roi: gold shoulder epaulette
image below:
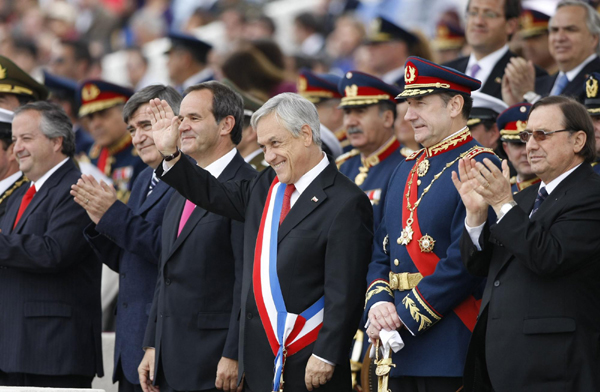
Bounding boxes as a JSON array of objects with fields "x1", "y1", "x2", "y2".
[
  {"x1": 463, "y1": 146, "x2": 497, "y2": 160},
  {"x1": 335, "y1": 148, "x2": 360, "y2": 168},
  {"x1": 510, "y1": 176, "x2": 517, "y2": 185},
  {"x1": 405, "y1": 148, "x2": 424, "y2": 161},
  {"x1": 88, "y1": 143, "x2": 101, "y2": 159}
]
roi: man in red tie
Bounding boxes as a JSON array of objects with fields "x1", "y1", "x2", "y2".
[
  {"x1": 138, "y1": 81, "x2": 256, "y2": 392},
  {"x1": 0, "y1": 101, "x2": 103, "y2": 387}
]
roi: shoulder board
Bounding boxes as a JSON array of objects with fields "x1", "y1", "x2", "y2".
[
  {"x1": 335, "y1": 149, "x2": 360, "y2": 168},
  {"x1": 405, "y1": 148, "x2": 424, "y2": 161},
  {"x1": 510, "y1": 176, "x2": 517, "y2": 185},
  {"x1": 88, "y1": 143, "x2": 101, "y2": 159},
  {"x1": 463, "y1": 146, "x2": 497, "y2": 160}
]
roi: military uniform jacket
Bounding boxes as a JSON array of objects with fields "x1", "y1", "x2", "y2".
[
  {"x1": 156, "y1": 156, "x2": 373, "y2": 392},
  {"x1": 0, "y1": 173, "x2": 27, "y2": 220},
  {"x1": 84, "y1": 166, "x2": 175, "y2": 384},
  {"x1": 338, "y1": 137, "x2": 404, "y2": 230},
  {"x1": 461, "y1": 163, "x2": 600, "y2": 391},
  {"x1": 365, "y1": 129, "x2": 498, "y2": 377}
]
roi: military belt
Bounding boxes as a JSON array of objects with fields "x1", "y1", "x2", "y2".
[{"x1": 389, "y1": 272, "x2": 423, "y2": 291}]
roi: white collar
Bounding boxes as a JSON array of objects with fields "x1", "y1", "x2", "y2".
[
  {"x1": 204, "y1": 148, "x2": 237, "y2": 179},
  {"x1": 290, "y1": 152, "x2": 329, "y2": 207},
  {"x1": 467, "y1": 44, "x2": 509, "y2": 87},
  {"x1": 244, "y1": 148, "x2": 262, "y2": 163},
  {"x1": 0, "y1": 171, "x2": 22, "y2": 196},
  {"x1": 539, "y1": 163, "x2": 581, "y2": 195},
  {"x1": 182, "y1": 67, "x2": 213, "y2": 90},
  {"x1": 563, "y1": 54, "x2": 597, "y2": 81},
  {"x1": 382, "y1": 66, "x2": 405, "y2": 85},
  {"x1": 32, "y1": 157, "x2": 69, "y2": 192}
]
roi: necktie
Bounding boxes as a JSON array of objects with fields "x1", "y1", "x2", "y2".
[
  {"x1": 551, "y1": 73, "x2": 569, "y2": 96},
  {"x1": 470, "y1": 63, "x2": 481, "y2": 79},
  {"x1": 279, "y1": 184, "x2": 296, "y2": 225},
  {"x1": 530, "y1": 186, "x2": 548, "y2": 217},
  {"x1": 147, "y1": 172, "x2": 159, "y2": 197},
  {"x1": 177, "y1": 200, "x2": 196, "y2": 237},
  {"x1": 13, "y1": 185, "x2": 37, "y2": 229}
]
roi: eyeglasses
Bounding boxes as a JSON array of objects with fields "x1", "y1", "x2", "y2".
[
  {"x1": 518, "y1": 129, "x2": 571, "y2": 142},
  {"x1": 465, "y1": 9, "x2": 504, "y2": 20}
]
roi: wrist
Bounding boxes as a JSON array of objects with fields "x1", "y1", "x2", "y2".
[
  {"x1": 160, "y1": 147, "x2": 181, "y2": 161},
  {"x1": 466, "y1": 210, "x2": 487, "y2": 227},
  {"x1": 495, "y1": 200, "x2": 517, "y2": 220}
]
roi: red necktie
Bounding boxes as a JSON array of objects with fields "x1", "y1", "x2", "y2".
[
  {"x1": 13, "y1": 185, "x2": 37, "y2": 229},
  {"x1": 177, "y1": 199, "x2": 196, "y2": 237},
  {"x1": 279, "y1": 184, "x2": 296, "y2": 225}
]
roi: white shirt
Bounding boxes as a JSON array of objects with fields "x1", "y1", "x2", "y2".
[
  {"x1": 32, "y1": 158, "x2": 69, "y2": 192},
  {"x1": 465, "y1": 163, "x2": 582, "y2": 249},
  {"x1": 552, "y1": 54, "x2": 598, "y2": 92},
  {"x1": 0, "y1": 171, "x2": 22, "y2": 196},
  {"x1": 290, "y1": 152, "x2": 329, "y2": 207},
  {"x1": 162, "y1": 148, "x2": 237, "y2": 178},
  {"x1": 466, "y1": 45, "x2": 510, "y2": 90},
  {"x1": 243, "y1": 148, "x2": 262, "y2": 164},
  {"x1": 382, "y1": 66, "x2": 405, "y2": 86}
]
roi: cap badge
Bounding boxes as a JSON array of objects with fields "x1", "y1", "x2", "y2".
[
  {"x1": 297, "y1": 76, "x2": 307, "y2": 93},
  {"x1": 0, "y1": 66, "x2": 6, "y2": 80},
  {"x1": 586, "y1": 77, "x2": 598, "y2": 98},
  {"x1": 519, "y1": 106, "x2": 527, "y2": 113},
  {"x1": 82, "y1": 84, "x2": 101, "y2": 101},
  {"x1": 405, "y1": 65, "x2": 416, "y2": 84},
  {"x1": 370, "y1": 18, "x2": 382, "y2": 36},
  {"x1": 516, "y1": 120, "x2": 527, "y2": 133},
  {"x1": 345, "y1": 84, "x2": 358, "y2": 98}
]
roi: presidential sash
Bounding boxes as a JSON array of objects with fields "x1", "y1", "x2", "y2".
[{"x1": 253, "y1": 178, "x2": 325, "y2": 392}]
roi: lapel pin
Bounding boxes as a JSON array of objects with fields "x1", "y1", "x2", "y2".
[{"x1": 311, "y1": 196, "x2": 318, "y2": 202}]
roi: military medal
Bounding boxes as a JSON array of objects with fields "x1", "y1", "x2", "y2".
[
  {"x1": 418, "y1": 234, "x2": 435, "y2": 253},
  {"x1": 397, "y1": 217, "x2": 414, "y2": 245},
  {"x1": 417, "y1": 159, "x2": 430, "y2": 177},
  {"x1": 355, "y1": 166, "x2": 368, "y2": 186}
]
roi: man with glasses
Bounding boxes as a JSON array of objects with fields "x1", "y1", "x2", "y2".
[
  {"x1": 444, "y1": 0, "x2": 546, "y2": 100},
  {"x1": 454, "y1": 95, "x2": 600, "y2": 391}
]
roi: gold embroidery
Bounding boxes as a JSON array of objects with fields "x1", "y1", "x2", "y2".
[
  {"x1": 345, "y1": 84, "x2": 358, "y2": 98},
  {"x1": 516, "y1": 120, "x2": 527, "y2": 134},
  {"x1": 402, "y1": 296, "x2": 432, "y2": 331},
  {"x1": 587, "y1": 77, "x2": 598, "y2": 98},
  {"x1": 405, "y1": 66, "x2": 416, "y2": 83},
  {"x1": 365, "y1": 285, "x2": 393, "y2": 308},
  {"x1": 426, "y1": 128, "x2": 471, "y2": 156},
  {"x1": 412, "y1": 288, "x2": 442, "y2": 321},
  {"x1": 82, "y1": 84, "x2": 101, "y2": 101},
  {"x1": 0, "y1": 65, "x2": 6, "y2": 79},
  {"x1": 0, "y1": 176, "x2": 27, "y2": 205}
]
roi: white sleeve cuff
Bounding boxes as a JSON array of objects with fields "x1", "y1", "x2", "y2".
[
  {"x1": 161, "y1": 160, "x2": 175, "y2": 174},
  {"x1": 465, "y1": 219, "x2": 485, "y2": 251},
  {"x1": 312, "y1": 354, "x2": 335, "y2": 366}
]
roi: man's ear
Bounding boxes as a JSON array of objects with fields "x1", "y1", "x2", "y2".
[
  {"x1": 219, "y1": 115, "x2": 235, "y2": 136},
  {"x1": 448, "y1": 94, "x2": 464, "y2": 119},
  {"x1": 300, "y1": 124, "x2": 313, "y2": 146},
  {"x1": 572, "y1": 130, "x2": 587, "y2": 154}
]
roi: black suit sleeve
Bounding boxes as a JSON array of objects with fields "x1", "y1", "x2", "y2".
[
  {"x1": 143, "y1": 265, "x2": 162, "y2": 348},
  {"x1": 460, "y1": 223, "x2": 494, "y2": 277},
  {"x1": 222, "y1": 217, "x2": 245, "y2": 360},
  {"x1": 157, "y1": 157, "x2": 256, "y2": 222},
  {"x1": 84, "y1": 222, "x2": 123, "y2": 272},
  {"x1": 312, "y1": 192, "x2": 373, "y2": 365}
]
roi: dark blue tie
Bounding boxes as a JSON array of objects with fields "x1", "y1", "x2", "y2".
[
  {"x1": 147, "y1": 172, "x2": 159, "y2": 197},
  {"x1": 531, "y1": 186, "x2": 548, "y2": 216}
]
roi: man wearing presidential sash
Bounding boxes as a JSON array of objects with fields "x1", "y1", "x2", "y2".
[
  {"x1": 150, "y1": 92, "x2": 373, "y2": 392},
  {"x1": 364, "y1": 57, "x2": 499, "y2": 391}
]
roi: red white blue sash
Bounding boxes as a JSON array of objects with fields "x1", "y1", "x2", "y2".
[{"x1": 253, "y1": 178, "x2": 325, "y2": 391}]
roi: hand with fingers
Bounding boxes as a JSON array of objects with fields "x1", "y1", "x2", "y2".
[
  {"x1": 468, "y1": 158, "x2": 513, "y2": 215},
  {"x1": 502, "y1": 57, "x2": 536, "y2": 106},
  {"x1": 138, "y1": 348, "x2": 160, "y2": 392},
  {"x1": 70, "y1": 174, "x2": 117, "y2": 224},
  {"x1": 452, "y1": 158, "x2": 490, "y2": 227},
  {"x1": 215, "y1": 357, "x2": 243, "y2": 392},
  {"x1": 305, "y1": 355, "x2": 335, "y2": 391},
  {"x1": 147, "y1": 98, "x2": 180, "y2": 157},
  {"x1": 368, "y1": 302, "x2": 403, "y2": 334}
]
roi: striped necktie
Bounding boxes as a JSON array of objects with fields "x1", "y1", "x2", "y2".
[
  {"x1": 147, "y1": 172, "x2": 159, "y2": 197},
  {"x1": 530, "y1": 186, "x2": 548, "y2": 217}
]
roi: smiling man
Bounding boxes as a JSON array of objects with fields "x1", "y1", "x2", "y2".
[
  {"x1": 72, "y1": 85, "x2": 181, "y2": 392},
  {"x1": 150, "y1": 91, "x2": 373, "y2": 392},
  {"x1": 455, "y1": 95, "x2": 600, "y2": 391},
  {"x1": 364, "y1": 56, "x2": 498, "y2": 392}
]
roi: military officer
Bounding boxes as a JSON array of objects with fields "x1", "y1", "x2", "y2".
[
  {"x1": 336, "y1": 71, "x2": 404, "y2": 230},
  {"x1": 77, "y1": 79, "x2": 146, "y2": 203},
  {"x1": 364, "y1": 56, "x2": 499, "y2": 392},
  {"x1": 166, "y1": 31, "x2": 213, "y2": 94},
  {"x1": 297, "y1": 69, "x2": 351, "y2": 153},
  {"x1": 222, "y1": 78, "x2": 269, "y2": 171},
  {"x1": 583, "y1": 72, "x2": 600, "y2": 174},
  {"x1": 0, "y1": 108, "x2": 25, "y2": 219},
  {"x1": 0, "y1": 55, "x2": 48, "y2": 111},
  {"x1": 496, "y1": 102, "x2": 540, "y2": 193}
]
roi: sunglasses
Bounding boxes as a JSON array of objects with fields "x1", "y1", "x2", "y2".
[{"x1": 518, "y1": 129, "x2": 571, "y2": 143}]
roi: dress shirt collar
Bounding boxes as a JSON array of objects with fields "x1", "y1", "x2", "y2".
[
  {"x1": 467, "y1": 44, "x2": 509, "y2": 88},
  {"x1": 564, "y1": 54, "x2": 597, "y2": 81},
  {"x1": 290, "y1": 152, "x2": 329, "y2": 207},
  {"x1": 204, "y1": 148, "x2": 237, "y2": 179},
  {"x1": 244, "y1": 148, "x2": 262, "y2": 163},
  {"x1": 0, "y1": 171, "x2": 22, "y2": 195},
  {"x1": 382, "y1": 66, "x2": 405, "y2": 85},
  {"x1": 539, "y1": 163, "x2": 581, "y2": 195},
  {"x1": 32, "y1": 157, "x2": 69, "y2": 192}
]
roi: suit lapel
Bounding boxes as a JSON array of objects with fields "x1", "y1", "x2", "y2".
[
  {"x1": 562, "y1": 57, "x2": 600, "y2": 97},
  {"x1": 137, "y1": 179, "x2": 169, "y2": 215},
  {"x1": 277, "y1": 163, "x2": 336, "y2": 243},
  {"x1": 481, "y1": 51, "x2": 512, "y2": 97},
  {"x1": 129, "y1": 170, "x2": 151, "y2": 214}
]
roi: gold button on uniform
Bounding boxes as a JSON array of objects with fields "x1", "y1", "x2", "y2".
[{"x1": 394, "y1": 259, "x2": 399, "y2": 266}]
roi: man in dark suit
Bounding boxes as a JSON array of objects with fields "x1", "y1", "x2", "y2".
[
  {"x1": 0, "y1": 101, "x2": 103, "y2": 387},
  {"x1": 138, "y1": 81, "x2": 256, "y2": 392},
  {"x1": 454, "y1": 95, "x2": 600, "y2": 391},
  {"x1": 505, "y1": 1, "x2": 600, "y2": 105},
  {"x1": 71, "y1": 85, "x2": 182, "y2": 392},
  {"x1": 444, "y1": 0, "x2": 546, "y2": 100},
  {"x1": 149, "y1": 92, "x2": 373, "y2": 392}
]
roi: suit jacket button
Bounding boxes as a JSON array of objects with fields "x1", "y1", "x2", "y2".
[
  {"x1": 494, "y1": 280, "x2": 500, "y2": 287},
  {"x1": 165, "y1": 279, "x2": 171, "y2": 285},
  {"x1": 394, "y1": 259, "x2": 399, "y2": 266},
  {"x1": 247, "y1": 312, "x2": 253, "y2": 320}
]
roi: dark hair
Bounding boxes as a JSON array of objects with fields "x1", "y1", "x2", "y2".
[
  {"x1": 184, "y1": 81, "x2": 244, "y2": 145},
  {"x1": 250, "y1": 14, "x2": 276, "y2": 35},
  {"x1": 294, "y1": 12, "x2": 322, "y2": 34},
  {"x1": 530, "y1": 95, "x2": 596, "y2": 163},
  {"x1": 378, "y1": 100, "x2": 397, "y2": 121},
  {"x1": 438, "y1": 92, "x2": 473, "y2": 120},
  {"x1": 16, "y1": 94, "x2": 34, "y2": 106},
  {"x1": 12, "y1": 36, "x2": 38, "y2": 59},
  {"x1": 15, "y1": 101, "x2": 75, "y2": 157},
  {"x1": 0, "y1": 123, "x2": 11, "y2": 150},
  {"x1": 123, "y1": 85, "x2": 182, "y2": 123},
  {"x1": 60, "y1": 39, "x2": 92, "y2": 64},
  {"x1": 467, "y1": 0, "x2": 521, "y2": 19}
]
